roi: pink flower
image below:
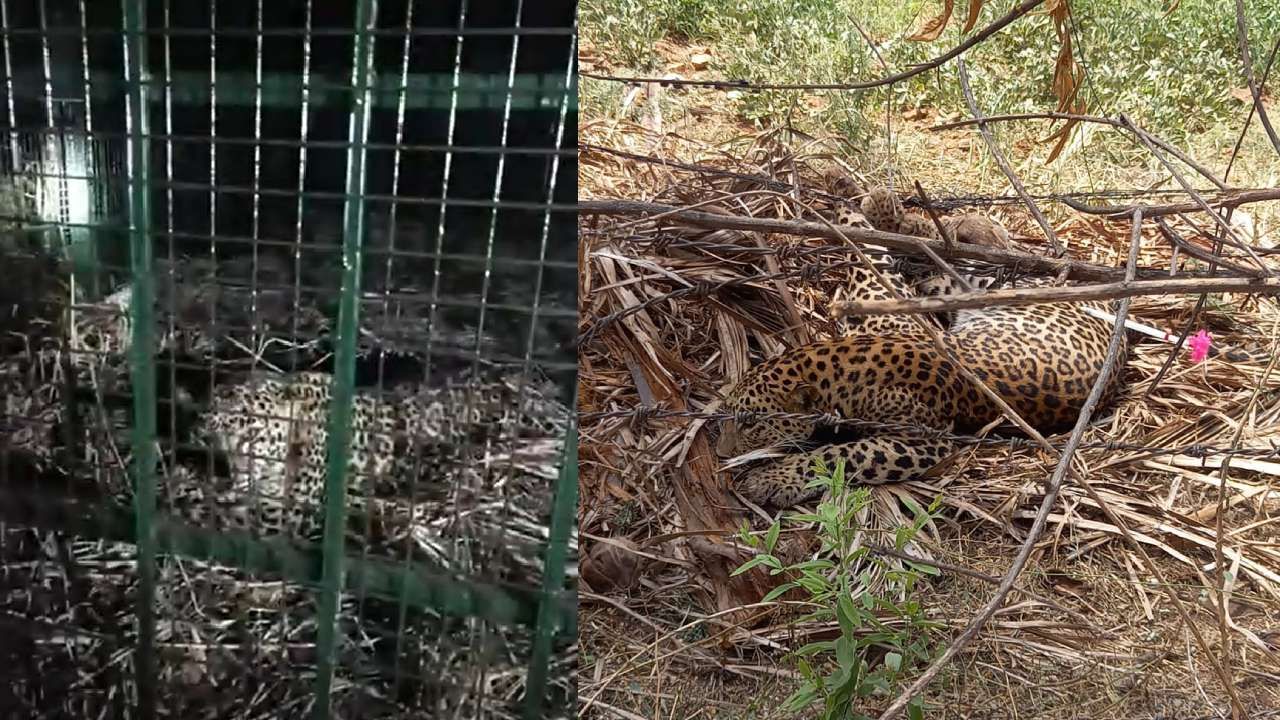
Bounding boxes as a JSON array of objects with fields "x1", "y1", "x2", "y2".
[{"x1": 1189, "y1": 329, "x2": 1212, "y2": 363}]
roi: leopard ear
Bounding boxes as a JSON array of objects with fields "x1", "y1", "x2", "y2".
[{"x1": 782, "y1": 383, "x2": 820, "y2": 414}]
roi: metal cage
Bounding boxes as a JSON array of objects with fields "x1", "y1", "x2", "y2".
[{"x1": 0, "y1": 0, "x2": 578, "y2": 717}]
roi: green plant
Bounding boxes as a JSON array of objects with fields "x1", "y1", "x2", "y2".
[
  {"x1": 579, "y1": 0, "x2": 718, "y2": 70},
  {"x1": 584, "y1": 0, "x2": 1280, "y2": 164},
  {"x1": 734, "y1": 458, "x2": 942, "y2": 720}
]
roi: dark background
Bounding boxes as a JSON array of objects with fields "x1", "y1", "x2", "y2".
[{"x1": 0, "y1": 0, "x2": 577, "y2": 391}]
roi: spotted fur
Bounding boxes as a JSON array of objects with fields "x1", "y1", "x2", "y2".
[
  {"x1": 857, "y1": 185, "x2": 1011, "y2": 249},
  {"x1": 828, "y1": 197, "x2": 928, "y2": 336},
  {"x1": 194, "y1": 369, "x2": 570, "y2": 536},
  {"x1": 721, "y1": 186, "x2": 1127, "y2": 507}
]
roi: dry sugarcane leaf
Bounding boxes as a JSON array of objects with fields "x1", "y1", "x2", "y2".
[
  {"x1": 1044, "y1": 116, "x2": 1081, "y2": 164},
  {"x1": 1041, "y1": 0, "x2": 1087, "y2": 162},
  {"x1": 907, "y1": 0, "x2": 955, "y2": 42},
  {"x1": 961, "y1": 0, "x2": 986, "y2": 34}
]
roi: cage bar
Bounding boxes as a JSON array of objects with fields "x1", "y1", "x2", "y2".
[
  {"x1": 312, "y1": 0, "x2": 377, "y2": 715},
  {"x1": 0, "y1": 0, "x2": 577, "y2": 715},
  {"x1": 121, "y1": 0, "x2": 157, "y2": 716}
]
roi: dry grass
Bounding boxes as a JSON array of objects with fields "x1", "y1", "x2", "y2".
[{"x1": 578, "y1": 95, "x2": 1280, "y2": 716}]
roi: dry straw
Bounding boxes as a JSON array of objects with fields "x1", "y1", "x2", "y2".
[{"x1": 578, "y1": 119, "x2": 1280, "y2": 716}]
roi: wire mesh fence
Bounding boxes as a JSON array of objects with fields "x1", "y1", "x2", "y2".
[{"x1": 0, "y1": 0, "x2": 577, "y2": 717}]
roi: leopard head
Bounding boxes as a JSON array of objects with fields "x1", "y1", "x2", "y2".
[{"x1": 715, "y1": 371, "x2": 822, "y2": 456}]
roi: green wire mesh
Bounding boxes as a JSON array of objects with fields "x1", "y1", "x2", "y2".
[{"x1": 0, "y1": 1, "x2": 578, "y2": 717}]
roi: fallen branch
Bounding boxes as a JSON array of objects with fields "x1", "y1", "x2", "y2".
[
  {"x1": 956, "y1": 58, "x2": 1064, "y2": 257},
  {"x1": 1058, "y1": 187, "x2": 1280, "y2": 219},
  {"x1": 1118, "y1": 114, "x2": 1272, "y2": 276},
  {"x1": 929, "y1": 111, "x2": 1227, "y2": 189},
  {"x1": 578, "y1": 199, "x2": 1193, "y2": 282},
  {"x1": 878, "y1": 210, "x2": 1142, "y2": 720},
  {"x1": 831, "y1": 275, "x2": 1280, "y2": 317},
  {"x1": 1235, "y1": 0, "x2": 1280, "y2": 157}
]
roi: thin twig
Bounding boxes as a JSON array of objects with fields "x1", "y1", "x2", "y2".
[
  {"x1": 860, "y1": 542, "x2": 1098, "y2": 628},
  {"x1": 578, "y1": 199, "x2": 1194, "y2": 282},
  {"x1": 1234, "y1": 0, "x2": 1280, "y2": 156},
  {"x1": 1212, "y1": 314, "x2": 1280, "y2": 712},
  {"x1": 879, "y1": 208, "x2": 1144, "y2": 720},
  {"x1": 1118, "y1": 114, "x2": 1272, "y2": 276},
  {"x1": 1059, "y1": 187, "x2": 1280, "y2": 220},
  {"x1": 956, "y1": 58, "x2": 1065, "y2": 257},
  {"x1": 1152, "y1": 216, "x2": 1260, "y2": 276},
  {"x1": 831, "y1": 275, "x2": 1280, "y2": 317},
  {"x1": 1139, "y1": 215, "x2": 1230, "y2": 400},
  {"x1": 579, "y1": 0, "x2": 1046, "y2": 91},
  {"x1": 908, "y1": 181, "x2": 974, "y2": 291},
  {"x1": 929, "y1": 111, "x2": 1228, "y2": 189},
  {"x1": 753, "y1": 229, "x2": 810, "y2": 346},
  {"x1": 1225, "y1": 33, "x2": 1280, "y2": 179}
]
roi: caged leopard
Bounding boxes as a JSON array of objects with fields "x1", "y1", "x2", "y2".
[
  {"x1": 716, "y1": 185, "x2": 1128, "y2": 507},
  {"x1": 174, "y1": 368, "x2": 571, "y2": 537},
  {"x1": 0, "y1": 244, "x2": 572, "y2": 565},
  {"x1": 30, "y1": 281, "x2": 572, "y2": 540}
]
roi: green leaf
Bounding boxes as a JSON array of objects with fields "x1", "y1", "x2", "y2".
[
  {"x1": 789, "y1": 559, "x2": 835, "y2": 573},
  {"x1": 819, "y1": 505, "x2": 839, "y2": 528},
  {"x1": 797, "y1": 575, "x2": 828, "y2": 594},
  {"x1": 894, "y1": 526, "x2": 911, "y2": 551},
  {"x1": 927, "y1": 494, "x2": 944, "y2": 514},
  {"x1": 835, "y1": 633, "x2": 856, "y2": 669},
  {"x1": 795, "y1": 640, "x2": 835, "y2": 657},
  {"x1": 764, "y1": 520, "x2": 780, "y2": 553},
  {"x1": 885, "y1": 651, "x2": 903, "y2": 673},
  {"x1": 731, "y1": 555, "x2": 774, "y2": 577},
  {"x1": 862, "y1": 673, "x2": 890, "y2": 696},
  {"x1": 783, "y1": 686, "x2": 819, "y2": 713},
  {"x1": 908, "y1": 697, "x2": 925, "y2": 720},
  {"x1": 900, "y1": 495, "x2": 924, "y2": 520},
  {"x1": 812, "y1": 456, "x2": 830, "y2": 477},
  {"x1": 761, "y1": 581, "x2": 798, "y2": 602},
  {"x1": 836, "y1": 592, "x2": 859, "y2": 636},
  {"x1": 829, "y1": 659, "x2": 861, "y2": 710}
]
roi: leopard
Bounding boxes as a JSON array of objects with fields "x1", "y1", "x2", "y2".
[
  {"x1": 826, "y1": 185, "x2": 1008, "y2": 336},
  {"x1": 51, "y1": 272, "x2": 571, "y2": 530},
  {"x1": 842, "y1": 185, "x2": 1012, "y2": 250},
  {"x1": 191, "y1": 368, "x2": 571, "y2": 537},
  {"x1": 718, "y1": 184, "x2": 1127, "y2": 507}
]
